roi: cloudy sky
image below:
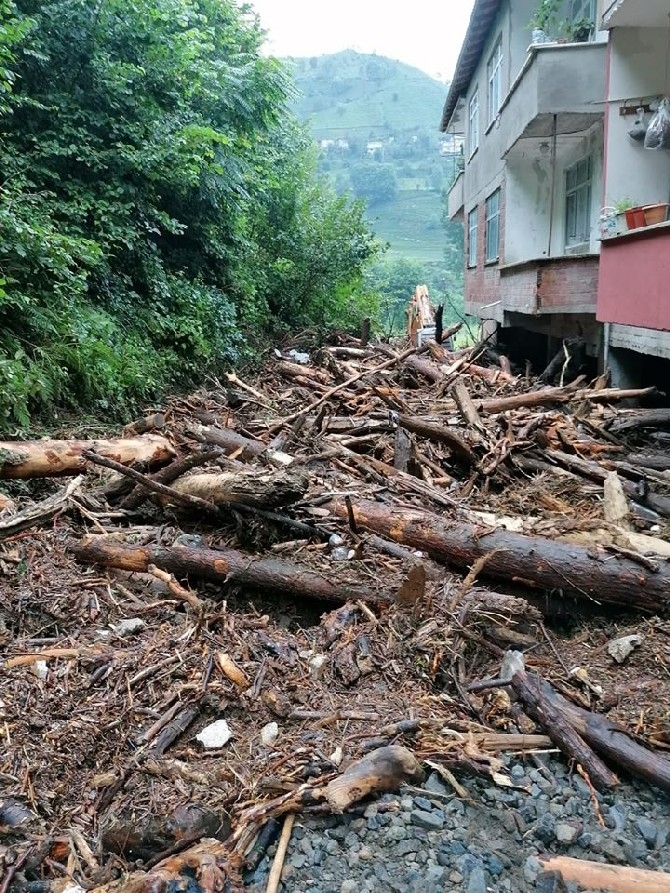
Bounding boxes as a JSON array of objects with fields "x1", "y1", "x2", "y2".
[{"x1": 248, "y1": 1, "x2": 475, "y2": 82}]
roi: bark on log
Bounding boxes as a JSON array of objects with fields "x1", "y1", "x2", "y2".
[
  {"x1": 73, "y1": 536, "x2": 388, "y2": 605},
  {"x1": 0, "y1": 435, "x2": 175, "y2": 479},
  {"x1": 397, "y1": 414, "x2": 477, "y2": 466},
  {"x1": 161, "y1": 468, "x2": 309, "y2": 509},
  {"x1": 535, "y1": 676, "x2": 670, "y2": 793},
  {"x1": 509, "y1": 670, "x2": 618, "y2": 791},
  {"x1": 190, "y1": 424, "x2": 294, "y2": 466},
  {"x1": 609, "y1": 408, "x2": 670, "y2": 433},
  {"x1": 546, "y1": 450, "x2": 670, "y2": 518},
  {"x1": 327, "y1": 498, "x2": 670, "y2": 611},
  {"x1": 538, "y1": 855, "x2": 670, "y2": 893}
]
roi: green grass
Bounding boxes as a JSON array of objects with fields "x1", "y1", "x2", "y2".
[{"x1": 367, "y1": 190, "x2": 446, "y2": 262}]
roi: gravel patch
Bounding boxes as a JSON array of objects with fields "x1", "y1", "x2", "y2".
[{"x1": 244, "y1": 755, "x2": 670, "y2": 891}]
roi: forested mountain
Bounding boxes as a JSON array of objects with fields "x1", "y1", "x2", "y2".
[
  {"x1": 284, "y1": 51, "x2": 465, "y2": 334},
  {"x1": 288, "y1": 50, "x2": 449, "y2": 140}
]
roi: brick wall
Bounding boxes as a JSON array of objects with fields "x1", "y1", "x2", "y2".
[{"x1": 537, "y1": 256, "x2": 599, "y2": 313}]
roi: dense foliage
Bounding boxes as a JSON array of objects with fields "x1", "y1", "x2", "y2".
[{"x1": 0, "y1": 0, "x2": 379, "y2": 427}]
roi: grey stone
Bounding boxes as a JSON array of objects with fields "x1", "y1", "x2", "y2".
[
  {"x1": 636, "y1": 817, "x2": 658, "y2": 848},
  {"x1": 466, "y1": 866, "x2": 488, "y2": 893},
  {"x1": 410, "y1": 809, "x2": 444, "y2": 831},
  {"x1": 340, "y1": 881, "x2": 357, "y2": 893},
  {"x1": 288, "y1": 853, "x2": 306, "y2": 869},
  {"x1": 424, "y1": 772, "x2": 449, "y2": 796},
  {"x1": 510, "y1": 764, "x2": 526, "y2": 781},
  {"x1": 523, "y1": 855, "x2": 543, "y2": 883},
  {"x1": 412, "y1": 795, "x2": 433, "y2": 812},
  {"x1": 554, "y1": 822, "x2": 579, "y2": 845}
]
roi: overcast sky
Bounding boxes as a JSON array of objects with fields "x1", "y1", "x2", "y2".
[{"x1": 247, "y1": 1, "x2": 475, "y2": 82}]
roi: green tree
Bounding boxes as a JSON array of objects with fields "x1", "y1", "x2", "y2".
[
  {"x1": 350, "y1": 162, "x2": 397, "y2": 206},
  {"x1": 0, "y1": 0, "x2": 380, "y2": 426}
]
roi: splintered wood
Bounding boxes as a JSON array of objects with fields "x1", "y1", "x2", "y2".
[{"x1": 2, "y1": 329, "x2": 670, "y2": 891}]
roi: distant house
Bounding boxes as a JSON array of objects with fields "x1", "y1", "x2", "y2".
[
  {"x1": 441, "y1": 0, "x2": 607, "y2": 370},
  {"x1": 366, "y1": 140, "x2": 384, "y2": 156},
  {"x1": 319, "y1": 139, "x2": 335, "y2": 150},
  {"x1": 596, "y1": 0, "x2": 670, "y2": 383},
  {"x1": 336, "y1": 139, "x2": 350, "y2": 150},
  {"x1": 440, "y1": 134, "x2": 464, "y2": 156}
]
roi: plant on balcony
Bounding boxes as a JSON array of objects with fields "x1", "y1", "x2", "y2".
[
  {"x1": 565, "y1": 17, "x2": 594, "y2": 42},
  {"x1": 528, "y1": 0, "x2": 561, "y2": 33}
]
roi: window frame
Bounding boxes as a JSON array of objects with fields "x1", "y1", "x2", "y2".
[
  {"x1": 564, "y1": 156, "x2": 592, "y2": 248},
  {"x1": 484, "y1": 190, "x2": 500, "y2": 263},
  {"x1": 486, "y1": 37, "x2": 503, "y2": 126},
  {"x1": 468, "y1": 88, "x2": 479, "y2": 158},
  {"x1": 467, "y1": 206, "x2": 478, "y2": 268}
]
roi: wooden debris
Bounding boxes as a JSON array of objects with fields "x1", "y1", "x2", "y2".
[
  {"x1": 0, "y1": 434, "x2": 174, "y2": 478},
  {"x1": 538, "y1": 855, "x2": 670, "y2": 893}
]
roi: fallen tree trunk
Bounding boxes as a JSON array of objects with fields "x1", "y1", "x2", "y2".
[
  {"x1": 538, "y1": 855, "x2": 670, "y2": 893},
  {"x1": 535, "y1": 676, "x2": 670, "y2": 793},
  {"x1": 509, "y1": 668, "x2": 618, "y2": 791},
  {"x1": 327, "y1": 498, "x2": 670, "y2": 611},
  {"x1": 190, "y1": 424, "x2": 294, "y2": 467},
  {"x1": 73, "y1": 536, "x2": 388, "y2": 605},
  {"x1": 0, "y1": 435, "x2": 175, "y2": 479},
  {"x1": 160, "y1": 468, "x2": 309, "y2": 509},
  {"x1": 545, "y1": 450, "x2": 670, "y2": 518},
  {"x1": 397, "y1": 414, "x2": 477, "y2": 466}
]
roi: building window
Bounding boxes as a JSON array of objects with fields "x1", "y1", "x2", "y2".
[
  {"x1": 570, "y1": 0, "x2": 595, "y2": 25},
  {"x1": 565, "y1": 157, "x2": 592, "y2": 247},
  {"x1": 467, "y1": 207, "x2": 478, "y2": 267},
  {"x1": 468, "y1": 88, "x2": 479, "y2": 157},
  {"x1": 485, "y1": 190, "x2": 500, "y2": 262},
  {"x1": 487, "y1": 38, "x2": 503, "y2": 125}
]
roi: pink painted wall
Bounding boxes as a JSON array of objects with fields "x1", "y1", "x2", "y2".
[{"x1": 597, "y1": 230, "x2": 670, "y2": 331}]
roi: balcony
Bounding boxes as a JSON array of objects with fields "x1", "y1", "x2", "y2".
[
  {"x1": 447, "y1": 170, "x2": 464, "y2": 221},
  {"x1": 499, "y1": 42, "x2": 607, "y2": 156},
  {"x1": 602, "y1": 0, "x2": 670, "y2": 28}
]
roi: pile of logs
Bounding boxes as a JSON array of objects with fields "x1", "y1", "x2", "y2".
[{"x1": 2, "y1": 326, "x2": 670, "y2": 893}]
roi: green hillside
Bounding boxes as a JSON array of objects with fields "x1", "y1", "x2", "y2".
[
  {"x1": 286, "y1": 50, "x2": 449, "y2": 140},
  {"x1": 283, "y1": 50, "x2": 464, "y2": 330}
]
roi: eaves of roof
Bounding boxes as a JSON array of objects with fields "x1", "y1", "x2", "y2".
[{"x1": 440, "y1": 0, "x2": 504, "y2": 131}]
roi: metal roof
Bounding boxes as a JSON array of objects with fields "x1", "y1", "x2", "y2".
[{"x1": 440, "y1": 0, "x2": 503, "y2": 131}]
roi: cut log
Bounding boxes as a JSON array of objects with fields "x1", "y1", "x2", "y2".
[
  {"x1": 119, "y1": 449, "x2": 222, "y2": 511},
  {"x1": 190, "y1": 424, "x2": 294, "y2": 467},
  {"x1": 609, "y1": 408, "x2": 670, "y2": 433},
  {"x1": 546, "y1": 450, "x2": 670, "y2": 518},
  {"x1": 627, "y1": 453, "x2": 670, "y2": 472},
  {"x1": 0, "y1": 435, "x2": 175, "y2": 479},
  {"x1": 73, "y1": 536, "x2": 388, "y2": 605},
  {"x1": 534, "y1": 676, "x2": 670, "y2": 793},
  {"x1": 0, "y1": 475, "x2": 84, "y2": 540},
  {"x1": 538, "y1": 855, "x2": 670, "y2": 893},
  {"x1": 509, "y1": 668, "x2": 618, "y2": 791},
  {"x1": 451, "y1": 379, "x2": 483, "y2": 429},
  {"x1": 161, "y1": 468, "x2": 309, "y2": 509},
  {"x1": 398, "y1": 414, "x2": 477, "y2": 466},
  {"x1": 327, "y1": 498, "x2": 670, "y2": 611}
]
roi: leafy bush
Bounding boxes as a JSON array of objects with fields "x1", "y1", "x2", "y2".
[{"x1": 0, "y1": 0, "x2": 380, "y2": 429}]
